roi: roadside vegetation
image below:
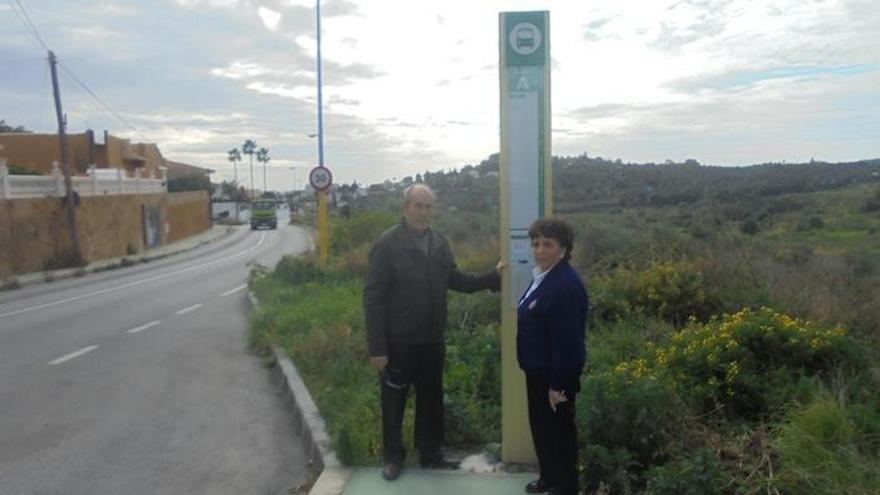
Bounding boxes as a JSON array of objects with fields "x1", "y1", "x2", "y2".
[{"x1": 250, "y1": 157, "x2": 880, "y2": 494}]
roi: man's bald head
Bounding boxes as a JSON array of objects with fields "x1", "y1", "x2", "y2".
[
  {"x1": 402, "y1": 184, "x2": 435, "y2": 232},
  {"x1": 403, "y1": 183, "x2": 436, "y2": 204}
]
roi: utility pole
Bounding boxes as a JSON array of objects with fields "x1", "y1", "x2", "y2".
[{"x1": 48, "y1": 50, "x2": 82, "y2": 264}]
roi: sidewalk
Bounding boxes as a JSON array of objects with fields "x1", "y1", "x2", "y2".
[
  {"x1": 342, "y1": 468, "x2": 533, "y2": 495},
  {"x1": 9, "y1": 224, "x2": 238, "y2": 288},
  {"x1": 261, "y1": 331, "x2": 539, "y2": 495}
]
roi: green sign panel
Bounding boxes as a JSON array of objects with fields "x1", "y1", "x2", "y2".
[{"x1": 504, "y1": 11, "x2": 548, "y2": 67}]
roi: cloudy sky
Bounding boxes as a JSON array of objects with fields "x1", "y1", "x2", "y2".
[{"x1": 1, "y1": 0, "x2": 877, "y2": 191}]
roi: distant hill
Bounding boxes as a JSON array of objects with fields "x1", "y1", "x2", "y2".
[
  {"x1": 549, "y1": 156, "x2": 880, "y2": 212},
  {"x1": 352, "y1": 155, "x2": 880, "y2": 218}
]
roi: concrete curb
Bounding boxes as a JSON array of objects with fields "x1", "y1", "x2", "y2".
[
  {"x1": 247, "y1": 290, "x2": 352, "y2": 495},
  {"x1": 5, "y1": 225, "x2": 236, "y2": 290}
]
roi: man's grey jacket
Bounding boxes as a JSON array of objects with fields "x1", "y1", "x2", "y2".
[{"x1": 364, "y1": 220, "x2": 500, "y2": 357}]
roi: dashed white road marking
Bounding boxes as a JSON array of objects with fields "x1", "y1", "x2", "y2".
[
  {"x1": 127, "y1": 320, "x2": 161, "y2": 334},
  {"x1": 0, "y1": 233, "x2": 267, "y2": 320},
  {"x1": 175, "y1": 303, "x2": 203, "y2": 316},
  {"x1": 48, "y1": 345, "x2": 99, "y2": 366},
  {"x1": 221, "y1": 284, "x2": 248, "y2": 296}
]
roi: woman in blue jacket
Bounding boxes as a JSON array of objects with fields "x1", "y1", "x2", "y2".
[{"x1": 518, "y1": 217, "x2": 588, "y2": 495}]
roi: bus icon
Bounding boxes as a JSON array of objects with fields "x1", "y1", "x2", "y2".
[
  {"x1": 509, "y1": 22, "x2": 541, "y2": 56},
  {"x1": 516, "y1": 27, "x2": 535, "y2": 49}
]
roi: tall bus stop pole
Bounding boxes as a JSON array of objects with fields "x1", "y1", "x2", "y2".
[{"x1": 499, "y1": 11, "x2": 552, "y2": 464}]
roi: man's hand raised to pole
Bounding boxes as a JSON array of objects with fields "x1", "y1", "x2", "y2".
[{"x1": 370, "y1": 355, "x2": 388, "y2": 372}]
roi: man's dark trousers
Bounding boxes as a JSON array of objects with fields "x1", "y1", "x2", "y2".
[
  {"x1": 526, "y1": 372, "x2": 579, "y2": 494},
  {"x1": 381, "y1": 341, "x2": 445, "y2": 465}
]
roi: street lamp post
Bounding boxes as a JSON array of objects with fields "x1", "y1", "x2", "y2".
[
  {"x1": 315, "y1": 0, "x2": 330, "y2": 264},
  {"x1": 316, "y1": 0, "x2": 325, "y2": 170}
]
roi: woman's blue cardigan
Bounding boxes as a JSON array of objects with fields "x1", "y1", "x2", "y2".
[{"x1": 516, "y1": 260, "x2": 589, "y2": 392}]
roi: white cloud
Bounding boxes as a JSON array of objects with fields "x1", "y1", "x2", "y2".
[
  {"x1": 66, "y1": 26, "x2": 124, "y2": 41},
  {"x1": 211, "y1": 61, "x2": 275, "y2": 80},
  {"x1": 100, "y1": 4, "x2": 141, "y2": 16},
  {"x1": 245, "y1": 81, "x2": 312, "y2": 100},
  {"x1": 257, "y1": 6, "x2": 282, "y2": 31},
  {"x1": 169, "y1": 0, "x2": 239, "y2": 8},
  {"x1": 1, "y1": 0, "x2": 877, "y2": 188}
]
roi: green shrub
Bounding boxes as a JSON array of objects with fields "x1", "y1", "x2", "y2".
[
  {"x1": 740, "y1": 218, "x2": 760, "y2": 235},
  {"x1": 645, "y1": 448, "x2": 729, "y2": 495},
  {"x1": 585, "y1": 317, "x2": 672, "y2": 374},
  {"x1": 7, "y1": 163, "x2": 43, "y2": 175},
  {"x1": 624, "y1": 307, "x2": 856, "y2": 419},
  {"x1": 270, "y1": 253, "x2": 342, "y2": 285},
  {"x1": 593, "y1": 260, "x2": 719, "y2": 325},
  {"x1": 445, "y1": 321, "x2": 501, "y2": 445},
  {"x1": 775, "y1": 395, "x2": 880, "y2": 494},
  {"x1": 580, "y1": 370, "x2": 681, "y2": 492},
  {"x1": 330, "y1": 209, "x2": 397, "y2": 255}
]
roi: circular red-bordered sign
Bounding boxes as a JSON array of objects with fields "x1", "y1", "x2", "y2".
[{"x1": 308, "y1": 166, "x2": 333, "y2": 192}]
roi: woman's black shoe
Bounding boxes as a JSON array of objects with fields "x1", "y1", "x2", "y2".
[
  {"x1": 525, "y1": 478, "x2": 552, "y2": 494},
  {"x1": 382, "y1": 463, "x2": 401, "y2": 481}
]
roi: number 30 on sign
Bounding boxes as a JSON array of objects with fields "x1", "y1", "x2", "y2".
[{"x1": 309, "y1": 166, "x2": 333, "y2": 192}]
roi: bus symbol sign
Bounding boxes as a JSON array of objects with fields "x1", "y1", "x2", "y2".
[{"x1": 509, "y1": 22, "x2": 541, "y2": 56}]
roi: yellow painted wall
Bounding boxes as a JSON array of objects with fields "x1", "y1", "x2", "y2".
[
  {"x1": 0, "y1": 191, "x2": 211, "y2": 278},
  {"x1": 0, "y1": 132, "x2": 166, "y2": 178},
  {"x1": 76, "y1": 194, "x2": 167, "y2": 262},
  {"x1": 167, "y1": 191, "x2": 211, "y2": 243},
  {"x1": 0, "y1": 132, "x2": 93, "y2": 175}
]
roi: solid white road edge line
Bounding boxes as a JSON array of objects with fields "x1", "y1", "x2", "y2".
[
  {"x1": 48, "y1": 345, "x2": 99, "y2": 366},
  {"x1": 0, "y1": 233, "x2": 267, "y2": 320},
  {"x1": 127, "y1": 320, "x2": 161, "y2": 334},
  {"x1": 220, "y1": 284, "x2": 248, "y2": 296},
  {"x1": 174, "y1": 303, "x2": 203, "y2": 316}
]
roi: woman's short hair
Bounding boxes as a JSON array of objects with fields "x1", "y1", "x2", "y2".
[{"x1": 528, "y1": 217, "x2": 575, "y2": 261}]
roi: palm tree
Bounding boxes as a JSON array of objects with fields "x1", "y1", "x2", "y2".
[
  {"x1": 242, "y1": 139, "x2": 257, "y2": 197},
  {"x1": 227, "y1": 147, "x2": 241, "y2": 185},
  {"x1": 256, "y1": 147, "x2": 270, "y2": 193},
  {"x1": 227, "y1": 147, "x2": 242, "y2": 220}
]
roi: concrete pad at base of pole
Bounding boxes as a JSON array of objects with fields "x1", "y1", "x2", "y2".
[{"x1": 342, "y1": 468, "x2": 533, "y2": 495}]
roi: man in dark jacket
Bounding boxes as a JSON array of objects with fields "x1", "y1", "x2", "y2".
[{"x1": 363, "y1": 183, "x2": 502, "y2": 481}]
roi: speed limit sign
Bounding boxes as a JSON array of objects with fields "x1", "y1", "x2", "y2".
[{"x1": 309, "y1": 166, "x2": 333, "y2": 192}]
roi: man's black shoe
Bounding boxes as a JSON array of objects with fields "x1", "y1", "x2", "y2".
[
  {"x1": 419, "y1": 456, "x2": 458, "y2": 469},
  {"x1": 525, "y1": 478, "x2": 553, "y2": 494},
  {"x1": 546, "y1": 486, "x2": 577, "y2": 495},
  {"x1": 382, "y1": 463, "x2": 401, "y2": 481}
]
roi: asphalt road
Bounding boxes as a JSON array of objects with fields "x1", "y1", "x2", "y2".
[{"x1": 0, "y1": 212, "x2": 313, "y2": 495}]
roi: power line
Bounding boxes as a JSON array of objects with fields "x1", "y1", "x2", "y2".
[
  {"x1": 6, "y1": 0, "x2": 49, "y2": 51},
  {"x1": 58, "y1": 62, "x2": 138, "y2": 132},
  {"x1": 5, "y1": 0, "x2": 139, "y2": 136}
]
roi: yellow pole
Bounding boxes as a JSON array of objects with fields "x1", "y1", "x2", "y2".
[{"x1": 318, "y1": 190, "x2": 329, "y2": 264}]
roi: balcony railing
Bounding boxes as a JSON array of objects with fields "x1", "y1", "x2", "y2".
[{"x1": 0, "y1": 160, "x2": 167, "y2": 200}]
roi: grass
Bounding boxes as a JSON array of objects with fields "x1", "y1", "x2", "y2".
[
  {"x1": 248, "y1": 242, "x2": 505, "y2": 466},
  {"x1": 248, "y1": 192, "x2": 880, "y2": 492}
]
